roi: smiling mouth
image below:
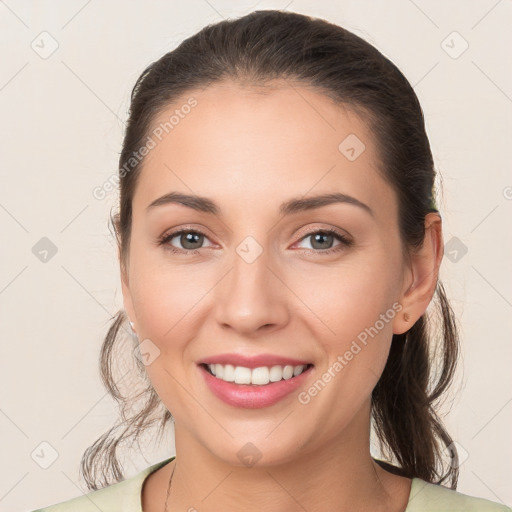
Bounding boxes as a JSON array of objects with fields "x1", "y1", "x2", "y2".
[{"x1": 200, "y1": 363, "x2": 314, "y2": 386}]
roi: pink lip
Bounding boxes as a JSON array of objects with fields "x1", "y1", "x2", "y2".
[
  {"x1": 200, "y1": 353, "x2": 312, "y2": 369},
  {"x1": 198, "y1": 364, "x2": 314, "y2": 409}
]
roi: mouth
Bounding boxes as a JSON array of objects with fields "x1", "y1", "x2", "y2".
[
  {"x1": 200, "y1": 362, "x2": 314, "y2": 386},
  {"x1": 198, "y1": 362, "x2": 315, "y2": 409}
]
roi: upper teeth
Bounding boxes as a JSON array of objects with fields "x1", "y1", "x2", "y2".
[{"x1": 206, "y1": 364, "x2": 307, "y2": 385}]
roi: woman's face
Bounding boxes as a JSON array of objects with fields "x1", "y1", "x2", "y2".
[{"x1": 122, "y1": 80, "x2": 411, "y2": 466}]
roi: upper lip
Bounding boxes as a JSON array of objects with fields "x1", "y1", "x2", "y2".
[{"x1": 199, "y1": 353, "x2": 313, "y2": 369}]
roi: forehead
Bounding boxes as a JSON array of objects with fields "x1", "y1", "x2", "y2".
[{"x1": 134, "y1": 80, "x2": 397, "y2": 221}]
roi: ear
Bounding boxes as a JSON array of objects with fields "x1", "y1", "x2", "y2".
[
  {"x1": 119, "y1": 248, "x2": 137, "y2": 329},
  {"x1": 393, "y1": 212, "x2": 443, "y2": 335}
]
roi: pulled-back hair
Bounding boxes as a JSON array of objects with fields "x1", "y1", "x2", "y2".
[{"x1": 81, "y1": 9, "x2": 460, "y2": 491}]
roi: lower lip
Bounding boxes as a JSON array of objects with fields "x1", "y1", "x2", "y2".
[{"x1": 199, "y1": 364, "x2": 314, "y2": 409}]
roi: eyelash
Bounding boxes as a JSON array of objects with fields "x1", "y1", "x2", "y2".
[{"x1": 157, "y1": 226, "x2": 353, "y2": 256}]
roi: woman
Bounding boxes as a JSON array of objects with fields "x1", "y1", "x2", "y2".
[{"x1": 32, "y1": 9, "x2": 511, "y2": 512}]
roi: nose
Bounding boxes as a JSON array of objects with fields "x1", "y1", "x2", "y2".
[{"x1": 213, "y1": 245, "x2": 290, "y2": 337}]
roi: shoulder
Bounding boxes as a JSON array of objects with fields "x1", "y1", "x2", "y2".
[
  {"x1": 407, "y1": 477, "x2": 512, "y2": 512},
  {"x1": 29, "y1": 457, "x2": 175, "y2": 512}
]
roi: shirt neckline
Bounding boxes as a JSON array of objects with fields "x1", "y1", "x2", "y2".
[
  {"x1": 139, "y1": 456, "x2": 175, "y2": 512},
  {"x1": 138, "y1": 457, "x2": 424, "y2": 511}
]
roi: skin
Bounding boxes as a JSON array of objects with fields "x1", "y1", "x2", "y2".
[{"x1": 121, "y1": 80, "x2": 443, "y2": 512}]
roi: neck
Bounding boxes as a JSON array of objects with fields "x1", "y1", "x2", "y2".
[{"x1": 158, "y1": 403, "x2": 411, "y2": 512}]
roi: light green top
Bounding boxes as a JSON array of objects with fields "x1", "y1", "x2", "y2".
[{"x1": 31, "y1": 456, "x2": 511, "y2": 511}]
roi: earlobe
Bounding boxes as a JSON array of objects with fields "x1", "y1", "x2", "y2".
[{"x1": 393, "y1": 213, "x2": 443, "y2": 335}]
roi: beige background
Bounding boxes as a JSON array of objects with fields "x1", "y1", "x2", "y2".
[{"x1": 0, "y1": 1, "x2": 511, "y2": 510}]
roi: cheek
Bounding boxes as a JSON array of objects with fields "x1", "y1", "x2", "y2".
[
  {"x1": 291, "y1": 248, "x2": 401, "y2": 404},
  {"x1": 128, "y1": 264, "x2": 205, "y2": 418},
  {"x1": 128, "y1": 239, "x2": 211, "y2": 328},
  {"x1": 295, "y1": 261, "x2": 400, "y2": 432},
  {"x1": 292, "y1": 250, "x2": 402, "y2": 340},
  {"x1": 126, "y1": 257, "x2": 200, "y2": 371},
  {"x1": 131, "y1": 272, "x2": 199, "y2": 343}
]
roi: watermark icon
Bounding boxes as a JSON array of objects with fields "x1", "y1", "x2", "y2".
[
  {"x1": 92, "y1": 97, "x2": 198, "y2": 200},
  {"x1": 444, "y1": 236, "x2": 468, "y2": 263},
  {"x1": 237, "y1": 442, "x2": 263, "y2": 467},
  {"x1": 441, "y1": 31, "x2": 469, "y2": 59},
  {"x1": 503, "y1": 186, "x2": 512, "y2": 200},
  {"x1": 133, "y1": 338, "x2": 161, "y2": 366},
  {"x1": 32, "y1": 237, "x2": 58, "y2": 263},
  {"x1": 298, "y1": 301, "x2": 402, "y2": 405},
  {"x1": 31, "y1": 441, "x2": 59, "y2": 469},
  {"x1": 236, "y1": 236, "x2": 264, "y2": 264},
  {"x1": 31, "y1": 31, "x2": 59, "y2": 59},
  {"x1": 338, "y1": 133, "x2": 366, "y2": 161},
  {"x1": 446, "y1": 440, "x2": 469, "y2": 468}
]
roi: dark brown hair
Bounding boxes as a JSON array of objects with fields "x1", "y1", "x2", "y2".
[{"x1": 81, "y1": 9, "x2": 460, "y2": 491}]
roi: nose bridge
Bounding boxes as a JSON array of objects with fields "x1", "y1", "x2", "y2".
[{"x1": 214, "y1": 234, "x2": 288, "y2": 334}]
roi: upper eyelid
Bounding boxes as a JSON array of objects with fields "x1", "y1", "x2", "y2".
[{"x1": 161, "y1": 225, "x2": 214, "y2": 243}]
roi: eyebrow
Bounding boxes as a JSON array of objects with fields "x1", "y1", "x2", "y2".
[{"x1": 146, "y1": 191, "x2": 373, "y2": 217}]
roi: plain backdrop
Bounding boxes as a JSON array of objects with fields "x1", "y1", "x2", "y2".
[{"x1": 0, "y1": 1, "x2": 511, "y2": 511}]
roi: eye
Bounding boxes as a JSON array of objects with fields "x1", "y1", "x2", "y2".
[
  {"x1": 157, "y1": 226, "x2": 353, "y2": 256},
  {"x1": 157, "y1": 227, "x2": 214, "y2": 254},
  {"x1": 294, "y1": 228, "x2": 353, "y2": 255}
]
